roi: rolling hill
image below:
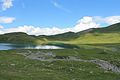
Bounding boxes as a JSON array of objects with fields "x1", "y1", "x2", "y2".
[
  {"x1": 0, "y1": 23, "x2": 120, "y2": 44},
  {"x1": 0, "y1": 32, "x2": 37, "y2": 44},
  {"x1": 89, "y1": 23, "x2": 120, "y2": 33},
  {"x1": 37, "y1": 31, "x2": 80, "y2": 41},
  {"x1": 70, "y1": 23, "x2": 120, "y2": 44}
]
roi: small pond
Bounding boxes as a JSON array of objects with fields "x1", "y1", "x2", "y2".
[{"x1": 0, "y1": 43, "x2": 64, "y2": 50}]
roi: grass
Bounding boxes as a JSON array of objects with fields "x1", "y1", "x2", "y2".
[
  {"x1": 0, "y1": 48, "x2": 120, "y2": 80},
  {"x1": 0, "y1": 23, "x2": 120, "y2": 80},
  {"x1": 69, "y1": 33, "x2": 120, "y2": 44}
]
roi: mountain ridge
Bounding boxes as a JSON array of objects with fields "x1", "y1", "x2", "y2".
[{"x1": 0, "y1": 23, "x2": 120, "y2": 44}]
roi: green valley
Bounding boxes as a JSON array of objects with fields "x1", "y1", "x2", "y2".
[{"x1": 0, "y1": 23, "x2": 120, "y2": 80}]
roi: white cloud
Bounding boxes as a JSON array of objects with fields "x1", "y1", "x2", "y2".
[
  {"x1": 105, "y1": 16, "x2": 120, "y2": 25},
  {"x1": 51, "y1": 0, "x2": 70, "y2": 13},
  {"x1": 94, "y1": 16, "x2": 120, "y2": 25},
  {"x1": 0, "y1": 25, "x2": 4, "y2": 29},
  {"x1": 1, "y1": 0, "x2": 14, "y2": 11},
  {"x1": 74, "y1": 16, "x2": 100, "y2": 32},
  {"x1": 0, "y1": 16, "x2": 120, "y2": 35},
  {"x1": 0, "y1": 25, "x2": 72, "y2": 35},
  {"x1": 0, "y1": 25, "x2": 4, "y2": 34},
  {"x1": 74, "y1": 16, "x2": 120, "y2": 32},
  {"x1": 52, "y1": 1, "x2": 61, "y2": 9},
  {"x1": 0, "y1": 16, "x2": 15, "y2": 23}
]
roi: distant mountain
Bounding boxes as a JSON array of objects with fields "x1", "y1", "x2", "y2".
[
  {"x1": 38, "y1": 23, "x2": 120, "y2": 41},
  {"x1": 70, "y1": 23, "x2": 120, "y2": 44},
  {"x1": 37, "y1": 31, "x2": 80, "y2": 41},
  {"x1": 88, "y1": 23, "x2": 120, "y2": 33},
  {"x1": 0, "y1": 32, "x2": 37, "y2": 44},
  {"x1": 0, "y1": 23, "x2": 120, "y2": 44}
]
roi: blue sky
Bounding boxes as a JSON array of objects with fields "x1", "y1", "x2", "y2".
[{"x1": 0, "y1": 0, "x2": 120, "y2": 35}]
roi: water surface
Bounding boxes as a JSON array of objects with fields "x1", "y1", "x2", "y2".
[{"x1": 0, "y1": 43, "x2": 64, "y2": 50}]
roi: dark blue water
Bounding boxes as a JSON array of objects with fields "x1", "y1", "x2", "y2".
[{"x1": 0, "y1": 43, "x2": 63, "y2": 50}]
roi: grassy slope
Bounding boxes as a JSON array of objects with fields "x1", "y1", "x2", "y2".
[
  {"x1": 35, "y1": 23, "x2": 120, "y2": 45},
  {"x1": 70, "y1": 33, "x2": 120, "y2": 44},
  {"x1": 70, "y1": 23, "x2": 120, "y2": 44},
  {"x1": 0, "y1": 23, "x2": 120, "y2": 80},
  {"x1": 0, "y1": 49, "x2": 120, "y2": 80},
  {"x1": 37, "y1": 31, "x2": 79, "y2": 41},
  {"x1": 89, "y1": 23, "x2": 120, "y2": 33},
  {"x1": 0, "y1": 32, "x2": 37, "y2": 44},
  {"x1": 0, "y1": 23, "x2": 120, "y2": 45}
]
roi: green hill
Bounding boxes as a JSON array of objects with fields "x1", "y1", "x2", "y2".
[
  {"x1": 37, "y1": 31, "x2": 80, "y2": 41},
  {"x1": 88, "y1": 23, "x2": 120, "y2": 33},
  {"x1": 70, "y1": 23, "x2": 120, "y2": 44},
  {"x1": 38, "y1": 23, "x2": 120, "y2": 42},
  {"x1": 70, "y1": 33, "x2": 120, "y2": 44},
  {"x1": 0, "y1": 23, "x2": 120, "y2": 44},
  {"x1": 0, "y1": 32, "x2": 37, "y2": 44}
]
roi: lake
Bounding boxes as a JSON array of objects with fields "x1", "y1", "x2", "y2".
[{"x1": 0, "y1": 43, "x2": 64, "y2": 50}]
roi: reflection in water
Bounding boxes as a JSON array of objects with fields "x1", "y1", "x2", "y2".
[
  {"x1": 0, "y1": 43, "x2": 13, "y2": 50},
  {"x1": 0, "y1": 43, "x2": 64, "y2": 50},
  {"x1": 24, "y1": 45, "x2": 63, "y2": 49}
]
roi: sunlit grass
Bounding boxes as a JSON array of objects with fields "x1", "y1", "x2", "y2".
[{"x1": 69, "y1": 33, "x2": 120, "y2": 44}]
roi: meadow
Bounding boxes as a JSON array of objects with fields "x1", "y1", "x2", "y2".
[{"x1": 0, "y1": 45, "x2": 120, "y2": 80}]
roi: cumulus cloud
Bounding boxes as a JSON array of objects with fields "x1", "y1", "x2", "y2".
[
  {"x1": 73, "y1": 16, "x2": 100, "y2": 32},
  {"x1": 1, "y1": 0, "x2": 14, "y2": 11},
  {"x1": 0, "y1": 16, "x2": 120, "y2": 35},
  {"x1": 0, "y1": 16, "x2": 15, "y2": 23},
  {"x1": 0, "y1": 25, "x2": 72, "y2": 35},
  {"x1": 105, "y1": 16, "x2": 120, "y2": 25},
  {"x1": 94, "y1": 16, "x2": 120, "y2": 25},
  {"x1": 73, "y1": 16, "x2": 120, "y2": 32}
]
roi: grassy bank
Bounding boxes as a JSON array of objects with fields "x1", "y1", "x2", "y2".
[{"x1": 0, "y1": 48, "x2": 120, "y2": 80}]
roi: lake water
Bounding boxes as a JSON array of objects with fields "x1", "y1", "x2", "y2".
[{"x1": 0, "y1": 43, "x2": 64, "y2": 50}]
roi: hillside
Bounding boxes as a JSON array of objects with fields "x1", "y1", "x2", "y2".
[
  {"x1": 89, "y1": 23, "x2": 120, "y2": 33},
  {"x1": 70, "y1": 23, "x2": 120, "y2": 44},
  {"x1": 0, "y1": 23, "x2": 120, "y2": 44},
  {"x1": 38, "y1": 23, "x2": 120, "y2": 42},
  {"x1": 37, "y1": 31, "x2": 80, "y2": 41},
  {"x1": 0, "y1": 32, "x2": 37, "y2": 44}
]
